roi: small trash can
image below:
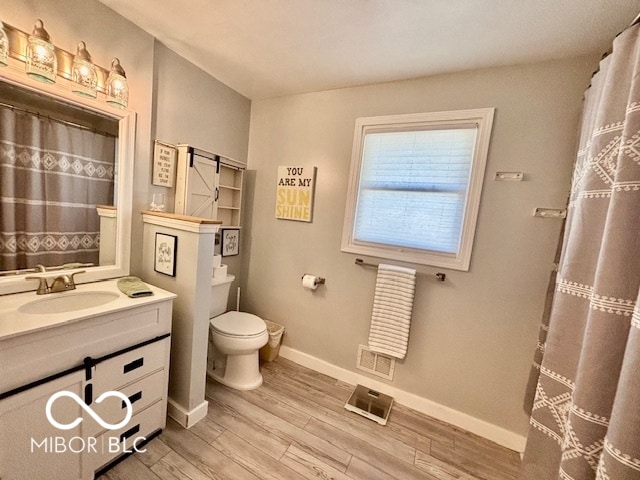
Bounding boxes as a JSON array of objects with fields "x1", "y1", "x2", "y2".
[{"x1": 260, "y1": 320, "x2": 284, "y2": 362}]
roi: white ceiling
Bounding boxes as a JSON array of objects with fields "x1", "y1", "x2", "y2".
[{"x1": 98, "y1": 0, "x2": 639, "y2": 100}]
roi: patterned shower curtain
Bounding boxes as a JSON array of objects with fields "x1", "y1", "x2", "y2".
[
  {"x1": 0, "y1": 105, "x2": 115, "y2": 271},
  {"x1": 520, "y1": 23, "x2": 640, "y2": 479}
]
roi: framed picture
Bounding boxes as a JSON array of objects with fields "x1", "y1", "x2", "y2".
[
  {"x1": 275, "y1": 165, "x2": 317, "y2": 222},
  {"x1": 152, "y1": 141, "x2": 177, "y2": 187},
  {"x1": 154, "y1": 233, "x2": 177, "y2": 276},
  {"x1": 221, "y1": 228, "x2": 240, "y2": 257}
]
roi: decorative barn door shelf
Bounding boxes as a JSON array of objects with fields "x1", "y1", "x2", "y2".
[{"x1": 174, "y1": 144, "x2": 244, "y2": 228}]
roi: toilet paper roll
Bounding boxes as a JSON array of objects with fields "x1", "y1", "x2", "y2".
[
  {"x1": 213, "y1": 264, "x2": 228, "y2": 278},
  {"x1": 302, "y1": 274, "x2": 318, "y2": 290},
  {"x1": 213, "y1": 254, "x2": 222, "y2": 268}
]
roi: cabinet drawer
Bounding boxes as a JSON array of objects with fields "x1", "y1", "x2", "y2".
[
  {"x1": 85, "y1": 369, "x2": 166, "y2": 437},
  {"x1": 93, "y1": 338, "x2": 168, "y2": 393},
  {"x1": 86, "y1": 400, "x2": 164, "y2": 477}
]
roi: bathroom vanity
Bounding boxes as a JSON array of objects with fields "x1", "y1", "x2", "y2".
[
  {"x1": 0, "y1": 20, "x2": 173, "y2": 479},
  {"x1": 0, "y1": 279, "x2": 175, "y2": 480}
]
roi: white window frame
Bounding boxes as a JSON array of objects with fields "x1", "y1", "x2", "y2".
[{"x1": 341, "y1": 108, "x2": 495, "y2": 271}]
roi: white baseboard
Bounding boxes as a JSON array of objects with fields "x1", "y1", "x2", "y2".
[
  {"x1": 278, "y1": 345, "x2": 527, "y2": 453},
  {"x1": 167, "y1": 397, "x2": 209, "y2": 429}
]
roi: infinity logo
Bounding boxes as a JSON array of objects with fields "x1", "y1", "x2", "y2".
[{"x1": 46, "y1": 391, "x2": 133, "y2": 431}]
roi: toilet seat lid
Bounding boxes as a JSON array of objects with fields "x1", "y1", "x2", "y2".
[{"x1": 211, "y1": 311, "x2": 266, "y2": 336}]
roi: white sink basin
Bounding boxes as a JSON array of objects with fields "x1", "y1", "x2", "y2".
[{"x1": 18, "y1": 291, "x2": 120, "y2": 315}]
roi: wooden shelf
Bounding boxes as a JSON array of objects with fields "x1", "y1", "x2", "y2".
[
  {"x1": 141, "y1": 210, "x2": 222, "y2": 224},
  {"x1": 217, "y1": 163, "x2": 244, "y2": 227}
]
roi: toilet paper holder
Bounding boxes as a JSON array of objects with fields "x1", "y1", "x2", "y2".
[{"x1": 301, "y1": 274, "x2": 325, "y2": 286}]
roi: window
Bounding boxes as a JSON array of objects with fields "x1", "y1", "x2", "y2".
[{"x1": 341, "y1": 108, "x2": 494, "y2": 271}]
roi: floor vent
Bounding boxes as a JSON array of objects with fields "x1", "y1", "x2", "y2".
[{"x1": 356, "y1": 344, "x2": 395, "y2": 380}]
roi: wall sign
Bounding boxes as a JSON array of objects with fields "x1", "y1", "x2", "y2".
[
  {"x1": 275, "y1": 166, "x2": 317, "y2": 222},
  {"x1": 221, "y1": 228, "x2": 240, "y2": 257},
  {"x1": 152, "y1": 141, "x2": 177, "y2": 187},
  {"x1": 154, "y1": 233, "x2": 177, "y2": 276}
]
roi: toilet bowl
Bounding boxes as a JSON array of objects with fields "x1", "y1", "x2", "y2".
[{"x1": 207, "y1": 275, "x2": 268, "y2": 390}]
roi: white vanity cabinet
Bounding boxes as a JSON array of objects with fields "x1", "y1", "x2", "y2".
[
  {"x1": 0, "y1": 370, "x2": 86, "y2": 480},
  {"x1": 82, "y1": 336, "x2": 171, "y2": 478},
  {"x1": 0, "y1": 281, "x2": 175, "y2": 480}
]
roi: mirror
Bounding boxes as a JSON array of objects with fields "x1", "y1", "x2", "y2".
[{"x1": 0, "y1": 68, "x2": 135, "y2": 295}]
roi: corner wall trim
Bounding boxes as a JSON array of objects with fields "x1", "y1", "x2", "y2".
[
  {"x1": 167, "y1": 397, "x2": 208, "y2": 429},
  {"x1": 278, "y1": 345, "x2": 527, "y2": 453}
]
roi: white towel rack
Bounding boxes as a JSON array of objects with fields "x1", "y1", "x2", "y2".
[{"x1": 354, "y1": 258, "x2": 446, "y2": 282}]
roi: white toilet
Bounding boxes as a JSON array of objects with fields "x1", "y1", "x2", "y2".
[{"x1": 207, "y1": 274, "x2": 268, "y2": 390}]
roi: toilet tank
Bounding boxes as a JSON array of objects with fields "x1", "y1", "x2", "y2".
[{"x1": 210, "y1": 274, "x2": 235, "y2": 318}]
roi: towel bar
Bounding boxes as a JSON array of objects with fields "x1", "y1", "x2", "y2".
[{"x1": 354, "y1": 258, "x2": 446, "y2": 282}]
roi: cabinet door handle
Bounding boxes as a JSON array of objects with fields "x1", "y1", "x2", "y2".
[
  {"x1": 120, "y1": 424, "x2": 140, "y2": 443},
  {"x1": 122, "y1": 391, "x2": 142, "y2": 409},
  {"x1": 123, "y1": 357, "x2": 144, "y2": 374},
  {"x1": 84, "y1": 383, "x2": 93, "y2": 405}
]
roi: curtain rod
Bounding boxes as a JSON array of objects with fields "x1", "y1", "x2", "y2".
[
  {"x1": 0, "y1": 101, "x2": 117, "y2": 138},
  {"x1": 586, "y1": 12, "x2": 640, "y2": 89}
]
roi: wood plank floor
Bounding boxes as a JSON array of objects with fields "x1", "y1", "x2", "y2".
[{"x1": 103, "y1": 357, "x2": 521, "y2": 480}]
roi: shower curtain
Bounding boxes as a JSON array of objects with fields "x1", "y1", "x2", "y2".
[
  {"x1": 521, "y1": 23, "x2": 640, "y2": 479},
  {"x1": 0, "y1": 105, "x2": 115, "y2": 271}
]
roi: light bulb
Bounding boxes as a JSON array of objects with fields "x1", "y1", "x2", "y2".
[
  {"x1": 105, "y1": 58, "x2": 128, "y2": 109},
  {"x1": 72, "y1": 41, "x2": 98, "y2": 98},
  {"x1": 25, "y1": 19, "x2": 57, "y2": 83},
  {"x1": 0, "y1": 21, "x2": 9, "y2": 67}
]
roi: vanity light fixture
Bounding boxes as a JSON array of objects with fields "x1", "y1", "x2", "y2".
[
  {"x1": 0, "y1": 21, "x2": 8, "y2": 67},
  {"x1": 71, "y1": 41, "x2": 98, "y2": 98},
  {"x1": 25, "y1": 19, "x2": 57, "y2": 83},
  {"x1": 105, "y1": 58, "x2": 128, "y2": 108},
  {"x1": 2, "y1": 19, "x2": 131, "y2": 107}
]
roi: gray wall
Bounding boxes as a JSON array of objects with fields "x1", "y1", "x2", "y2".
[
  {"x1": 242, "y1": 56, "x2": 598, "y2": 438},
  {"x1": 150, "y1": 41, "x2": 252, "y2": 307},
  {"x1": 151, "y1": 42, "x2": 251, "y2": 165}
]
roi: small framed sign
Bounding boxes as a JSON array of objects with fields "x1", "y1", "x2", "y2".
[
  {"x1": 152, "y1": 141, "x2": 177, "y2": 187},
  {"x1": 154, "y1": 233, "x2": 177, "y2": 276},
  {"x1": 221, "y1": 228, "x2": 240, "y2": 257},
  {"x1": 275, "y1": 166, "x2": 317, "y2": 222}
]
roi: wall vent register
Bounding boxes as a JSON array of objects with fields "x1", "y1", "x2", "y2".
[{"x1": 356, "y1": 344, "x2": 395, "y2": 380}]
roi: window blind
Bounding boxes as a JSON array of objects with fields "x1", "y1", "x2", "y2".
[{"x1": 353, "y1": 127, "x2": 477, "y2": 254}]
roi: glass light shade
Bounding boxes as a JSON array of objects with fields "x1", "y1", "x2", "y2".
[
  {"x1": 0, "y1": 21, "x2": 8, "y2": 67},
  {"x1": 72, "y1": 41, "x2": 98, "y2": 98},
  {"x1": 106, "y1": 58, "x2": 128, "y2": 108},
  {"x1": 25, "y1": 20, "x2": 57, "y2": 83}
]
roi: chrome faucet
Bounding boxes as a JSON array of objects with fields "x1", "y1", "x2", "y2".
[{"x1": 26, "y1": 270, "x2": 85, "y2": 295}]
